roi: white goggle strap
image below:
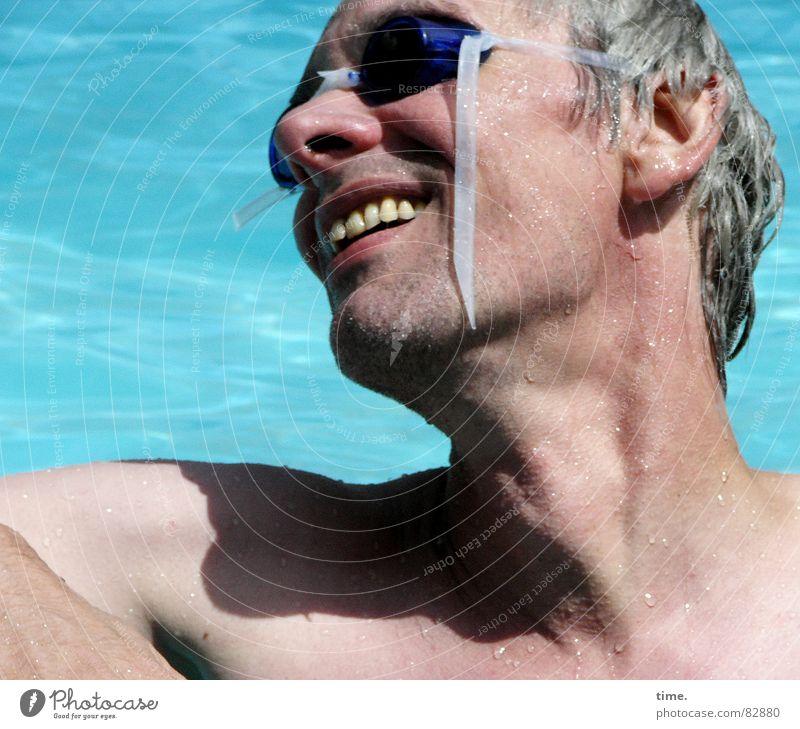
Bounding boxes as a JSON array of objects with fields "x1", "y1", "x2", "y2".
[
  {"x1": 452, "y1": 33, "x2": 633, "y2": 328},
  {"x1": 232, "y1": 69, "x2": 363, "y2": 230},
  {"x1": 454, "y1": 34, "x2": 483, "y2": 330},
  {"x1": 314, "y1": 68, "x2": 362, "y2": 96},
  {"x1": 484, "y1": 33, "x2": 634, "y2": 75},
  {"x1": 232, "y1": 187, "x2": 295, "y2": 231}
]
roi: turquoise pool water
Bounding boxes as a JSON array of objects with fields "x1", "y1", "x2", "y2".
[{"x1": 1, "y1": 1, "x2": 798, "y2": 482}]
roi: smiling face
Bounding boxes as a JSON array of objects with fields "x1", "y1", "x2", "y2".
[{"x1": 274, "y1": 0, "x2": 625, "y2": 405}]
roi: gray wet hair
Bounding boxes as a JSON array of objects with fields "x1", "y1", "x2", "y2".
[{"x1": 530, "y1": 0, "x2": 784, "y2": 393}]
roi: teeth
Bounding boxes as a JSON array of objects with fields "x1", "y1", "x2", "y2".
[
  {"x1": 364, "y1": 202, "x2": 380, "y2": 228},
  {"x1": 345, "y1": 210, "x2": 366, "y2": 239},
  {"x1": 379, "y1": 197, "x2": 398, "y2": 223},
  {"x1": 327, "y1": 195, "x2": 426, "y2": 248},
  {"x1": 397, "y1": 200, "x2": 415, "y2": 220},
  {"x1": 328, "y1": 219, "x2": 347, "y2": 254},
  {"x1": 330, "y1": 220, "x2": 347, "y2": 242}
]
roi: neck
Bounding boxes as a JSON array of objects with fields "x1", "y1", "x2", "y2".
[{"x1": 419, "y1": 234, "x2": 753, "y2": 650}]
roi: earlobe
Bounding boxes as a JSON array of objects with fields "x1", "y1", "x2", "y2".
[{"x1": 622, "y1": 72, "x2": 729, "y2": 203}]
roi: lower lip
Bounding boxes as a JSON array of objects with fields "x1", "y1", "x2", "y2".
[{"x1": 324, "y1": 218, "x2": 416, "y2": 281}]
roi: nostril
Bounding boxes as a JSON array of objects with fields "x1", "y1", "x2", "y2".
[{"x1": 306, "y1": 134, "x2": 352, "y2": 153}]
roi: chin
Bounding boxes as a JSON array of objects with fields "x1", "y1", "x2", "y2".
[{"x1": 328, "y1": 278, "x2": 466, "y2": 406}]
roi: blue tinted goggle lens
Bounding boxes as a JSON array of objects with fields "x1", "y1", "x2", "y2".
[
  {"x1": 269, "y1": 125, "x2": 297, "y2": 189},
  {"x1": 361, "y1": 16, "x2": 483, "y2": 100},
  {"x1": 269, "y1": 16, "x2": 488, "y2": 189}
]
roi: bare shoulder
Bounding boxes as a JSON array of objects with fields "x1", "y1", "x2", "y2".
[
  {"x1": 173, "y1": 460, "x2": 446, "y2": 537},
  {"x1": 742, "y1": 468, "x2": 800, "y2": 669},
  {"x1": 0, "y1": 459, "x2": 441, "y2": 568},
  {"x1": 750, "y1": 467, "x2": 800, "y2": 513},
  {"x1": 0, "y1": 460, "x2": 443, "y2": 631},
  {"x1": 1, "y1": 460, "x2": 207, "y2": 551},
  {"x1": 0, "y1": 461, "x2": 209, "y2": 626}
]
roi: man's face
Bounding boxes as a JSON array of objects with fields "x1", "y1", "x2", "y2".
[{"x1": 274, "y1": 0, "x2": 624, "y2": 396}]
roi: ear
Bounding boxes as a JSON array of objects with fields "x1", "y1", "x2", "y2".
[{"x1": 622, "y1": 71, "x2": 729, "y2": 203}]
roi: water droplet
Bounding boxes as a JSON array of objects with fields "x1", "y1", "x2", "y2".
[
  {"x1": 493, "y1": 646, "x2": 507, "y2": 659},
  {"x1": 648, "y1": 536, "x2": 656, "y2": 545},
  {"x1": 684, "y1": 602, "x2": 691, "y2": 611},
  {"x1": 717, "y1": 494, "x2": 726, "y2": 507},
  {"x1": 527, "y1": 645, "x2": 536, "y2": 653},
  {"x1": 613, "y1": 642, "x2": 625, "y2": 654},
  {"x1": 513, "y1": 660, "x2": 521, "y2": 668},
  {"x1": 564, "y1": 305, "x2": 574, "y2": 316},
  {"x1": 721, "y1": 471, "x2": 729, "y2": 483},
  {"x1": 644, "y1": 592, "x2": 657, "y2": 607}
]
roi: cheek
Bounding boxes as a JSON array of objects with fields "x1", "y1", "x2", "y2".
[
  {"x1": 293, "y1": 192, "x2": 323, "y2": 280},
  {"x1": 474, "y1": 128, "x2": 620, "y2": 305},
  {"x1": 373, "y1": 84, "x2": 459, "y2": 167}
]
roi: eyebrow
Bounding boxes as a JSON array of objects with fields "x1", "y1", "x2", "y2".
[{"x1": 286, "y1": 0, "x2": 481, "y2": 110}]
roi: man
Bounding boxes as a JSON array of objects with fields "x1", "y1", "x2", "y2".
[{"x1": 1, "y1": 0, "x2": 796, "y2": 679}]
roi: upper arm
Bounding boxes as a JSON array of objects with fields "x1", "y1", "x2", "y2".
[{"x1": 0, "y1": 461, "x2": 209, "y2": 638}]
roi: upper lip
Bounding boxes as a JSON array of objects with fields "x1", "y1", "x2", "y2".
[{"x1": 315, "y1": 177, "x2": 434, "y2": 242}]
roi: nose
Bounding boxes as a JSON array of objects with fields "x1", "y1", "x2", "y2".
[{"x1": 273, "y1": 93, "x2": 383, "y2": 189}]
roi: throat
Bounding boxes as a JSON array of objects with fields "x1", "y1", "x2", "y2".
[{"x1": 430, "y1": 466, "x2": 616, "y2": 645}]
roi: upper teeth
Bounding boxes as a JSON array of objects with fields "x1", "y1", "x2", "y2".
[{"x1": 328, "y1": 196, "x2": 426, "y2": 252}]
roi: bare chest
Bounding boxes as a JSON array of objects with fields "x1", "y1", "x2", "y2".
[{"x1": 180, "y1": 601, "x2": 800, "y2": 680}]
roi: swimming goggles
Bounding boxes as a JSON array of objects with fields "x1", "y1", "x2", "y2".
[{"x1": 234, "y1": 15, "x2": 633, "y2": 328}]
